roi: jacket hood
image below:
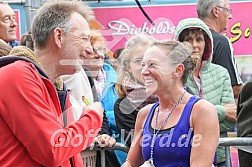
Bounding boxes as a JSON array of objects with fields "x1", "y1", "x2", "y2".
[{"x1": 174, "y1": 18, "x2": 213, "y2": 71}]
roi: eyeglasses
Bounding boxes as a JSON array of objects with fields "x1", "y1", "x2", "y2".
[
  {"x1": 93, "y1": 47, "x2": 106, "y2": 55},
  {"x1": 217, "y1": 6, "x2": 232, "y2": 14},
  {"x1": 128, "y1": 58, "x2": 143, "y2": 68}
]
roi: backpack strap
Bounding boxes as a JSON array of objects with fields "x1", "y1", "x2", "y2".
[
  {"x1": 57, "y1": 84, "x2": 68, "y2": 127},
  {"x1": 83, "y1": 66, "x2": 99, "y2": 102}
]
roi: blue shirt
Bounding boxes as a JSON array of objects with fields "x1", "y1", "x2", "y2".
[{"x1": 8, "y1": 40, "x2": 19, "y2": 48}]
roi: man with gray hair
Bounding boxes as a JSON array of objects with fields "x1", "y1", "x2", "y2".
[
  {"x1": 0, "y1": 2, "x2": 19, "y2": 47},
  {"x1": 0, "y1": 0, "x2": 103, "y2": 166},
  {"x1": 197, "y1": 0, "x2": 241, "y2": 166},
  {"x1": 197, "y1": 0, "x2": 243, "y2": 99}
]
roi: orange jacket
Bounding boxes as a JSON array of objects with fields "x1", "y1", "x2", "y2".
[{"x1": 0, "y1": 60, "x2": 102, "y2": 166}]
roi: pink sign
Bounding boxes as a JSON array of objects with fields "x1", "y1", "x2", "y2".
[
  {"x1": 14, "y1": 10, "x2": 21, "y2": 40},
  {"x1": 92, "y1": 2, "x2": 252, "y2": 56}
]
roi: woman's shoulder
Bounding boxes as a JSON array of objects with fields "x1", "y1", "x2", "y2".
[
  {"x1": 137, "y1": 103, "x2": 156, "y2": 121},
  {"x1": 192, "y1": 98, "x2": 216, "y2": 117},
  {"x1": 193, "y1": 98, "x2": 213, "y2": 107},
  {"x1": 133, "y1": 103, "x2": 155, "y2": 130},
  {"x1": 190, "y1": 98, "x2": 219, "y2": 133}
]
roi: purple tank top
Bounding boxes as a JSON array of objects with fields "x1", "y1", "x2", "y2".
[{"x1": 142, "y1": 96, "x2": 200, "y2": 167}]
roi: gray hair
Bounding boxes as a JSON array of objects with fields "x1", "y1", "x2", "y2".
[
  {"x1": 153, "y1": 40, "x2": 195, "y2": 85},
  {"x1": 197, "y1": 0, "x2": 225, "y2": 19},
  {"x1": 31, "y1": 0, "x2": 94, "y2": 49}
]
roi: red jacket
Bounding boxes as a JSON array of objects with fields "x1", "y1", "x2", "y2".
[{"x1": 0, "y1": 60, "x2": 102, "y2": 166}]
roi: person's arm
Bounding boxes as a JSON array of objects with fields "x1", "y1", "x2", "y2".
[
  {"x1": 1, "y1": 62, "x2": 102, "y2": 166},
  {"x1": 190, "y1": 99, "x2": 219, "y2": 167},
  {"x1": 98, "y1": 109, "x2": 109, "y2": 135},
  {"x1": 215, "y1": 69, "x2": 236, "y2": 132},
  {"x1": 233, "y1": 84, "x2": 243, "y2": 99},
  {"x1": 93, "y1": 108, "x2": 117, "y2": 147},
  {"x1": 121, "y1": 105, "x2": 151, "y2": 167},
  {"x1": 114, "y1": 97, "x2": 137, "y2": 147}
]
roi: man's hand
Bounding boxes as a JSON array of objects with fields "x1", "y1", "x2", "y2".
[
  {"x1": 224, "y1": 103, "x2": 237, "y2": 122},
  {"x1": 81, "y1": 102, "x2": 103, "y2": 119},
  {"x1": 94, "y1": 134, "x2": 116, "y2": 148}
]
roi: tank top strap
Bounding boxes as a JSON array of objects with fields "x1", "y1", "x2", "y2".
[
  {"x1": 181, "y1": 95, "x2": 201, "y2": 121},
  {"x1": 143, "y1": 102, "x2": 159, "y2": 130}
]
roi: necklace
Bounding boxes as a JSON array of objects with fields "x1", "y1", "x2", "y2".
[{"x1": 149, "y1": 90, "x2": 187, "y2": 165}]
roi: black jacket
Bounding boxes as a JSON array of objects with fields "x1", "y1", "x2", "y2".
[{"x1": 237, "y1": 82, "x2": 252, "y2": 167}]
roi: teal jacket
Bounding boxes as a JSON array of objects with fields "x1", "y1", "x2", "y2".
[
  {"x1": 174, "y1": 18, "x2": 236, "y2": 164},
  {"x1": 101, "y1": 62, "x2": 118, "y2": 135}
]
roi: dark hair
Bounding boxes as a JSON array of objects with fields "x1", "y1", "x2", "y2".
[
  {"x1": 20, "y1": 31, "x2": 34, "y2": 51},
  {"x1": 113, "y1": 48, "x2": 124, "y2": 59},
  {"x1": 178, "y1": 28, "x2": 210, "y2": 61}
]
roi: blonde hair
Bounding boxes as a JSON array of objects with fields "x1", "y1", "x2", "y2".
[{"x1": 115, "y1": 34, "x2": 155, "y2": 98}]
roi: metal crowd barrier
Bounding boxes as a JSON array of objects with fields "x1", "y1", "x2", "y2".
[
  {"x1": 82, "y1": 142, "x2": 129, "y2": 167},
  {"x1": 82, "y1": 137, "x2": 252, "y2": 167},
  {"x1": 219, "y1": 137, "x2": 252, "y2": 167}
]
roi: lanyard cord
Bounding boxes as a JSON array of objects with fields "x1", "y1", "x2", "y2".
[{"x1": 149, "y1": 90, "x2": 187, "y2": 163}]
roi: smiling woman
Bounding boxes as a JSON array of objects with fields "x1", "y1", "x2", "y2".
[
  {"x1": 114, "y1": 34, "x2": 158, "y2": 148},
  {"x1": 122, "y1": 38, "x2": 219, "y2": 167}
]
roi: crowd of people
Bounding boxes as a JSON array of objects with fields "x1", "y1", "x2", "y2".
[{"x1": 0, "y1": 0, "x2": 251, "y2": 167}]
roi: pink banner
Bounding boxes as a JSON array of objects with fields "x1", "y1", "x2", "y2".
[
  {"x1": 14, "y1": 10, "x2": 20, "y2": 40},
  {"x1": 92, "y1": 2, "x2": 252, "y2": 56}
]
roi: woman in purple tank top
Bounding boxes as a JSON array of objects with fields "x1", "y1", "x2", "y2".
[{"x1": 122, "y1": 40, "x2": 219, "y2": 167}]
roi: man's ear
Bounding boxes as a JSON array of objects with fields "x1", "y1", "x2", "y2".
[
  {"x1": 53, "y1": 27, "x2": 64, "y2": 48},
  {"x1": 212, "y1": 6, "x2": 220, "y2": 18}
]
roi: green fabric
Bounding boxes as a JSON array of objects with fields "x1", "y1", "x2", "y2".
[{"x1": 175, "y1": 18, "x2": 236, "y2": 164}]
